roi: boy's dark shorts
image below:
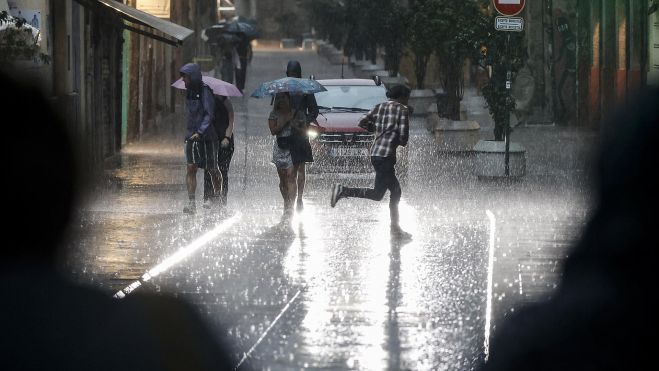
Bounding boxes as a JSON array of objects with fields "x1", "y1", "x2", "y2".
[{"x1": 185, "y1": 140, "x2": 219, "y2": 170}]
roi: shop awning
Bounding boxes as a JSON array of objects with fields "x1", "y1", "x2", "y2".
[{"x1": 73, "y1": 0, "x2": 193, "y2": 46}]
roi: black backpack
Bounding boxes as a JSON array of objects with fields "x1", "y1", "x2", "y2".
[{"x1": 213, "y1": 95, "x2": 230, "y2": 138}]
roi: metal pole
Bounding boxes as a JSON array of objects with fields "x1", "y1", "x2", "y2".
[
  {"x1": 505, "y1": 33, "x2": 511, "y2": 177},
  {"x1": 341, "y1": 57, "x2": 344, "y2": 78}
]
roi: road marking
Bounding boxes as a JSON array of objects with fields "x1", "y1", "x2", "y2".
[
  {"x1": 484, "y1": 210, "x2": 496, "y2": 361},
  {"x1": 113, "y1": 212, "x2": 242, "y2": 299},
  {"x1": 235, "y1": 288, "x2": 304, "y2": 370}
]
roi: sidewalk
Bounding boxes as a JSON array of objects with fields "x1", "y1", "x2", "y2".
[{"x1": 462, "y1": 87, "x2": 599, "y2": 181}]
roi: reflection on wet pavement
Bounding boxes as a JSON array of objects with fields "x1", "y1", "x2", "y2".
[{"x1": 65, "y1": 49, "x2": 593, "y2": 370}]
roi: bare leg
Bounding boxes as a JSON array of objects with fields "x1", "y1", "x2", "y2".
[
  {"x1": 277, "y1": 167, "x2": 295, "y2": 213},
  {"x1": 184, "y1": 164, "x2": 198, "y2": 214},
  {"x1": 208, "y1": 168, "x2": 223, "y2": 201},
  {"x1": 186, "y1": 164, "x2": 198, "y2": 197},
  {"x1": 288, "y1": 165, "x2": 298, "y2": 213},
  {"x1": 277, "y1": 169, "x2": 287, "y2": 202}
]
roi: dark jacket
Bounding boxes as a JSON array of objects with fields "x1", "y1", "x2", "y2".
[
  {"x1": 290, "y1": 94, "x2": 319, "y2": 125},
  {"x1": 180, "y1": 63, "x2": 217, "y2": 141}
]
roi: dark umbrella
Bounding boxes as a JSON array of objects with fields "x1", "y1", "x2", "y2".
[
  {"x1": 207, "y1": 19, "x2": 259, "y2": 40},
  {"x1": 230, "y1": 21, "x2": 259, "y2": 40},
  {"x1": 233, "y1": 16, "x2": 257, "y2": 26}
]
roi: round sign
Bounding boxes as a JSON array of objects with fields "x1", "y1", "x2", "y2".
[{"x1": 492, "y1": 0, "x2": 526, "y2": 17}]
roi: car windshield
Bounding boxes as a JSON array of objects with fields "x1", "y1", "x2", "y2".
[{"x1": 315, "y1": 85, "x2": 387, "y2": 111}]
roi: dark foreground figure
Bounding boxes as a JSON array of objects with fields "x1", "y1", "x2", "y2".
[
  {"x1": 0, "y1": 72, "x2": 239, "y2": 370},
  {"x1": 480, "y1": 87, "x2": 659, "y2": 370}
]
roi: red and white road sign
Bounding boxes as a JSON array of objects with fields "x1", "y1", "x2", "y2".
[{"x1": 492, "y1": 0, "x2": 526, "y2": 17}]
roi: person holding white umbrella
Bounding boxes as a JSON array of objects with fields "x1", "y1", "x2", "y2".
[
  {"x1": 172, "y1": 69, "x2": 243, "y2": 213},
  {"x1": 178, "y1": 63, "x2": 222, "y2": 214}
]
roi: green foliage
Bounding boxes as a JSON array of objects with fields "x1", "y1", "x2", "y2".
[
  {"x1": 431, "y1": 0, "x2": 486, "y2": 119},
  {"x1": 378, "y1": 1, "x2": 409, "y2": 76},
  {"x1": 306, "y1": 0, "x2": 527, "y2": 135},
  {"x1": 406, "y1": 0, "x2": 440, "y2": 89},
  {"x1": 343, "y1": 0, "x2": 379, "y2": 61},
  {"x1": 474, "y1": 5, "x2": 526, "y2": 140},
  {"x1": 275, "y1": 12, "x2": 298, "y2": 39},
  {"x1": 306, "y1": 0, "x2": 409, "y2": 75},
  {"x1": 306, "y1": 0, "x2": 347, "y2": 48},
  {"x1": 0, "y1": 11, "x2": 50, "y2": 68}
]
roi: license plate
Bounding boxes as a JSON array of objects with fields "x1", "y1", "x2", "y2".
[{"x1": 330, "y1": 146, "x2": 368, "y2": 157}]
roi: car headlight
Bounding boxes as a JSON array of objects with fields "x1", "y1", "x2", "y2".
[{"x1": 308, "y1": 128, "x2": 319, "y2": 139}]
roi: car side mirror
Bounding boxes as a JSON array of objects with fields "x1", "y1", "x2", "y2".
[{"x1": 373, "y1": 75, "x2": 382, "y2": 86}]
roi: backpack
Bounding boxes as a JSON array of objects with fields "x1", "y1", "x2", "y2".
[{"x1": 202, "y1": 85, "x2": 230, "y2": 139}]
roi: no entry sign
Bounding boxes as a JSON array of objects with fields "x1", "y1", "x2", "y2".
[{"x1": 493, "y1": 0, "x2": 526, "y2": 17}]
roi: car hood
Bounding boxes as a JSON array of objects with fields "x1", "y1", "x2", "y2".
[{"x1": 316, "y1": 112, "x2": 369, "y2": 132}]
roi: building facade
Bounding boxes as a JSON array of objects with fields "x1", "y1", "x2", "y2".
[
  {"x1": 526, "y1": 0, "x2": 656, "y2": 128},
  {"x1": 2, "y1": 0, "x2": 212, "y2": 169}
]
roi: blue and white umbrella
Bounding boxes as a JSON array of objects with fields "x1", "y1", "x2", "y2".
[{"x1": 250, "y1": 77, "x2": 327, "y2": 98}]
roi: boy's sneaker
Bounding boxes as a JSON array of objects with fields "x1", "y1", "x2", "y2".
[
  {"x1": 202, "y1": 200, "x2": 212, "y2": 209},
  {"x1": 330, "y1": 184, "x2": 343, "y2": 208},
  {"x1": 183, "y1": 202, "x2": 196, "y2": 214},
  {"x1": 296, "y1": 199, "x2": 304, "y2": 212}
]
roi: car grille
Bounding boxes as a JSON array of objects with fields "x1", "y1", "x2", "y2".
[{"x1": 318, "y1": 132, "x2": 375, "y2": 144}]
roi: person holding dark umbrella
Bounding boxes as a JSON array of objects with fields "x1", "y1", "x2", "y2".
[{"x1": 234, "y1": 34, "x2": 251, "y2": 93}]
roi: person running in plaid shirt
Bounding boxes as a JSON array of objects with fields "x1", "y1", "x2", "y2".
[{"x1": 330, "y1": 84, "x2": 412, "y2": 238}]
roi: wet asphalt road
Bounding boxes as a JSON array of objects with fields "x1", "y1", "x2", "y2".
[{"x1": 65, "y1": 47, "x2": 596, "y2": 370}]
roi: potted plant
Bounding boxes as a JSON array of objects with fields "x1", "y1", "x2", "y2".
[
  {"x1": 473, "y1": 8, "x2": 528, "y2": 177},
  {"x1": 0, "y1": 10, "x2": 49, "y2": 68}
]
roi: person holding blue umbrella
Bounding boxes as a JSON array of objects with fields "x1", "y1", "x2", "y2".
[
  {"x1": 268, "y1": 92, "x2": 307, "y2": 219},
  {"x1": 285, "y1": 60, "x2": 319, "y2": 212},
  {"x1": 252, "y1": 76, "x2": 325, "y2": 219}
]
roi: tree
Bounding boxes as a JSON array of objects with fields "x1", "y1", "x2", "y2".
[
  {"x1": 343, "y1": 0, "x2": 378, "y2": 62},
  {"x1": 376, "y1": 0, "x2": 410, "y2": 77},
  {"x1": 0, "y1": 11, "x2": 49, "y2": 68},
  {"x1": 406, "y1": 0, "x2": 440, "y2": 89},
  {"x1": 307, "y1": 0, "x2": 407, "y2": 76},
  {"x1": 432, "y1": 0, "x2": 485, "y2": 120},
  {"x1": 307, "y1": 0, "x2": 347, "y2": 49}
]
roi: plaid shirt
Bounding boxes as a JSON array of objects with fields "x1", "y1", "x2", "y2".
[{"x1": 358, "y1": 100, "x2": 410, "y2": 158}]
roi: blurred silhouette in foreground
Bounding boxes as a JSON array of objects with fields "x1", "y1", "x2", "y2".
[
  {"x1": 0, "y1": 71, "x2": 238, "y2": 370},
  {"x1": 481, "y1": 87, "x2": 659, "y2": 370}
]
